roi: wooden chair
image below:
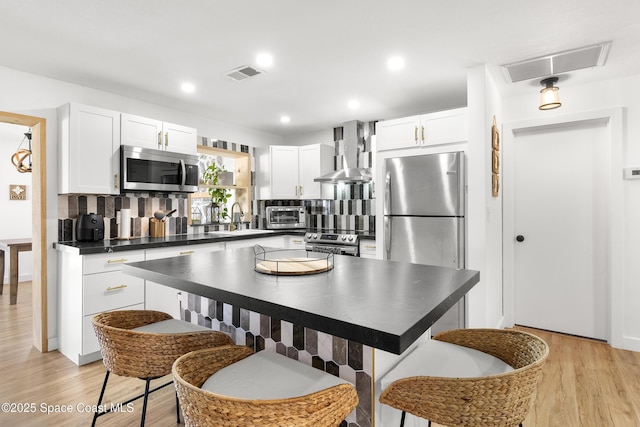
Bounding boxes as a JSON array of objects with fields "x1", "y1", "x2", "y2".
[
  {"x1": 172, "y1": 345, "x2": 359, "y2": 426},
  {"x1": 91, "y1": 310, "x2": 234, "y2": 426},
  {"x1": 379, "y1": 328, "x2": 549, "y2": 427}
]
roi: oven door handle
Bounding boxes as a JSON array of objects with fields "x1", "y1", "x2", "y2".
[{"x1": 179, "y1": 159, "x2": 186, "y2": 190}]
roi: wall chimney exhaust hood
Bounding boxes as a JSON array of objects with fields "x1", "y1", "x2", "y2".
[{"x1": 314, "y1": 120, "x2": 372, "y2": 183}]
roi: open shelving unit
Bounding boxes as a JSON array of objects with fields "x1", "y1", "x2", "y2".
[{"x1": 188, "y1": 145, "x2": 252, "y2": 225}]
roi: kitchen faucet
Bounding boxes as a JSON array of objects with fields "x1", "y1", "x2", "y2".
[{"x1": 230, "y1": 202, "x2": 243, "y2": 231}]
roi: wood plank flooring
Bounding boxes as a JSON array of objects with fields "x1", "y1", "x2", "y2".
[{"x1": 1, "y1": 282, "x2": 639, "y2": 426}]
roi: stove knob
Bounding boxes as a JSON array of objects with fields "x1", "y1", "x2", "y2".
[
  {"x1": 313, "y1": 234, "x2": 318, "y2": 239},
  {"x1": 341, "y1": 236, "x2": 347, "y2": 241},
  {"x1": 306, "y1": 233, "x2": 311, "y2": 239},
  {"x1": 348, "y1": 236, "x2": 354, "y2": 242}
]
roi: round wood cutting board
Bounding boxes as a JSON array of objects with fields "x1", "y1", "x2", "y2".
[{"x1": 255, "y1": 257, "x2": 333, "y2": 275}]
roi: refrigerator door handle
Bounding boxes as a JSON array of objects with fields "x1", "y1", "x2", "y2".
[{"x1": 384, "y1": 171, "x2": 392, "y2": 259}]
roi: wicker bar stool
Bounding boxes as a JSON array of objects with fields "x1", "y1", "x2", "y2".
[
  {"x1": 91, "y1": 310, "x2": 234, "y2": 427},
  {"x1": 379, "y1": 328, "x2": 549, "y2": 427},
  {"x1": 172, "y1": 345, "x2": 359, "y2": 426}
]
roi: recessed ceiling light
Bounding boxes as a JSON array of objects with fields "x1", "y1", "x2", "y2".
[
  {"x1": 387, "y1": 56, "x2": 405, "y2": 71},
  {"x1": 280, "y1": 116, "x2": 290, "y2": 124},
  {"x1": 181, "y1": 82, "x2": 195, "y2": 93},
  {"x1": 348, "y1": 99, "x2": 360, "y2": 109},
  {"x1": 256, "y1": 53, "x2": 274, "y2": 67}
]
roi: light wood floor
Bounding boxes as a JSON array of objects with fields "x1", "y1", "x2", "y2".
[{"x1": 1, "y1": 282, "x2": 639, "y2": 426}]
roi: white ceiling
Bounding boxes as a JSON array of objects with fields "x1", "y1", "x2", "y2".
[{"x1": 1, "y1": 0, "x2": 639, "y2": 136}]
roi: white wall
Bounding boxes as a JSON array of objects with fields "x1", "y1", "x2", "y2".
[
  {"x1": 502, "y1": 74, "x2": 640, "y2": 351},
  {"x1": 0, "y1": 122, "x2": 33, "y2": 282},
  {"x1": 0, "y1": 65, "x2": 283, "y2": 349},
  {"x1": 465, "y1": 65, "x2": 504, "y2": 329},
  {"x1": 282, "y1": 128, "x2": 333, "y2": 146}
]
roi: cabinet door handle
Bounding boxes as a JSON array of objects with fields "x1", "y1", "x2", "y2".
[
  {"x1": 421, "y1": 125, "x2": 425, "y2": 142},
  {"x1": 107, "y1": 258, "x2": 127, "y2": 264},
  {"x1": 165, "y1": 132, "x2": 169, "y2": 147},
  {"x1": 157, "y1": 131, "x2": 162, "y2": 149},
  {"x1": 414, "y1": 126, "x2": 418, "y2": 143},
  {"x1": 106, "y1": 284, "x2": 128, "y2": 291},
  {"x1": 179, "y1": 250, "x2": 195, "y2": 255},
  {"x1": 114, "y1": 173, "x2": 119, "y2": 189},
  {"x1": 299, "y1": 186, "x2": 303, "y2": 195}
]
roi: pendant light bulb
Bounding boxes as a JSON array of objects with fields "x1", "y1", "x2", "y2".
[{"x1": 539, "y1": 77, "x2": 561, "y2": 110}]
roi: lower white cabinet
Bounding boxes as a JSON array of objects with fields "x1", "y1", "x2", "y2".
[
  {"x1": 285, "y1": 235, "x2": 306, "y2": 250},
  {"x1": 226, "y1": 236, "x2": 286, "y2": 250},
  {"x1": 359, "y1": 240, "x2": 378, "y2": 259},
  {"x1": 58, "y1": 250, "x2": 145, "y2": 365},
  {"x1": 144, "y1": 243, "x2": 225, "y2": 319}
]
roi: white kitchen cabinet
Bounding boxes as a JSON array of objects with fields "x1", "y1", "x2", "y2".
[
  {"x1": 226, "y1": 236, "x2": 286, "y2": 250},
  {"x1": 58, "y1": 103, "x2": 121, "y2": 194},
  {"x1": 121, "y1": 113, "x2": 197, "y2": 155},
  {"x1": 58, "y1": 250, "x2": 146, "y2": 365},
  {"x1": 359, "y1": 240, "x2": 378, "y2": 259},
  {"x1": 376, "y1": 108, "x2": 467, "y2": 151},
  {"x1": 256, "y1": 144, "x2": 333, "y2": 199},
  {"x1": 145, "y1": 243, "x2": 225, "y2": 318},
  {"x1": 285, "y1": 235, "x2": 306, "y2": 250}
]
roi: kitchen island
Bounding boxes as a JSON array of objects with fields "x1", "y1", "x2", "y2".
[{"x1": 123, "y1": 247, "x2": 479, "y2": 427}]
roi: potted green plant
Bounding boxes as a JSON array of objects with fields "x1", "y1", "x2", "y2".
[{"x1": 202, "y1": 163, "x2": 232, "y2": 222}]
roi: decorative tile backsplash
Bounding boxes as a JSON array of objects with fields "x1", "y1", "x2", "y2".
[
  {"x1": 57, "y1": 193, "x2": 189, "y2": 241},
  {"x1": 181, "y1": 292, "x2": 373, "y2": 427}
]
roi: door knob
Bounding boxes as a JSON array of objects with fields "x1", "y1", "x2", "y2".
[{"x1": 516, "y1": 235, "x2": 525, "y2": 242}]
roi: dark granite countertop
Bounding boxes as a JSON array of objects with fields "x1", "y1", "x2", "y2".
[
  {"x1": 53, "y1": 229, "x2": 375, "y2": 255},
  {"x1": 123, "y1": 247, "x2": 478, "y2": 354}
]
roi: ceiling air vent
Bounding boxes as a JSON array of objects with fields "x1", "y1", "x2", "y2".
[
  {"x1": 225, "y1": 65, "x2": 263, "y2": 82},
  {"x1": 501, "y1": 42, "x2": 611, "y2": 83}
]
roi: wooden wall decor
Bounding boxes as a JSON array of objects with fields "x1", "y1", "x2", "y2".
[
  {"x1": 491, "y1": 116, "x2": 500, "y2": 197},
  {"x1": 9, "y1": 184, "x2": 26, "y2": 200}
]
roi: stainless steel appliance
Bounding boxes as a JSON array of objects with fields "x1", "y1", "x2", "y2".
[
  {"x1": 383, "y1": 151, "x2": 465, "y2": 334},
  {"x1": 305, "y1": 232, "x2": 359, "y2": 256},
  {"x1": 76, "y1": 213, "x2": 105, "y2": 241},
  {"x1": 121, "y1": 145, "x2": 199, "y2": 193},
  {"x1": 265, "y1": 206, "x2": 306, "y2": 229}
]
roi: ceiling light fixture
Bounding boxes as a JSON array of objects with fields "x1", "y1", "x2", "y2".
[
  {"x1": 387, "y1": 56, "x2": 405, "y2": 71},
  {"x1": 256, "y1": 53, "x2": 274, "y2": 67},
  {"x1": 348, "y1": 99, "x2": 360, "y2": 109},
  {"x1": 280, "y1": 116, "x2": 290, "y2": 124},
  {"x1": 539, "y1": 77, "x2": 561, "y2": 110},
  {"x1": 181, "y1": 82, "x2": 195, "y2": 93}
]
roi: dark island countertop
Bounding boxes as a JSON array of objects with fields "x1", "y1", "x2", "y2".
[{"x1": 123, "y1": 247, "x2": 479, "y2": 354}]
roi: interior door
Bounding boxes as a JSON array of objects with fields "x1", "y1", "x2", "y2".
[{"x1": 513, "y1": 119, "x2": 608, "y2": 340}]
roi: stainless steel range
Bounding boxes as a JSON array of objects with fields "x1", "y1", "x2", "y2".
[{"x1": 304, "y1": 232, "x2": 360, "y2": 256}]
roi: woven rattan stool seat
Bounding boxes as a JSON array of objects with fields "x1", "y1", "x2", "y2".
[
  {"x1": 379, "y1": 328, "x2": 549, "y2": 427},
  {"x1": 91, "y1": 310, "x2": 233, "y2": 426},
  {"x1": 172, "y1": 345, "x2": 359, "y2": 426}
]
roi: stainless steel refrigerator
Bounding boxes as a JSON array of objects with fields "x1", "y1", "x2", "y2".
[{"x1": 383, "y1": 151, "x2": 466, "y2": 335}]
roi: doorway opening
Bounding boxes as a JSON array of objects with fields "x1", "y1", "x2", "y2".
[{"x1": 0, "y1": 111, "x2": 47, "y2": 352}]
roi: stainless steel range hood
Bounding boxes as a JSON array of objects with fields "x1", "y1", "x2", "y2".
[{"x1": 314, "y1": 120, "x2": 372, "y2": 183}]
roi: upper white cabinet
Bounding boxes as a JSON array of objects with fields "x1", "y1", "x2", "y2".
[
  {"x1": 256, "y1": 144, "x2": 333, "y2": 200},
  {"x1": 376, "y1": 107, "x2": 467, "y2": 151},
  {"x1": 58, "y1": 103, "x2": 121, "y2": 195},
  {"x1": 121, "y1": 113, "x2": 197, "y2": 155}
]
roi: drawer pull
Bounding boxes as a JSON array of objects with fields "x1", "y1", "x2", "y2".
[
  {"x1": 179, "y1": 250, "x2": 195, "y2": 255},
  {"x1": 106, "y1": 284, "x2": 128, "y2": 291},
  {"x1": 364, "y1": 245, "x2": 377, "y2": 249},
  {"x1": 292, "y1": 240, "x2": 302, "y2": 243},
  {"x1": 107, "y1": 258, "x2": 127, "y2": 264}
]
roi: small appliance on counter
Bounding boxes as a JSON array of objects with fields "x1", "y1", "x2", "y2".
[
  {"x1": 265, "y1": 206, "x2": 306, "y2": 229},
  {"x1": 76, "y1": 213, "x2": 105, "y2": 241}
]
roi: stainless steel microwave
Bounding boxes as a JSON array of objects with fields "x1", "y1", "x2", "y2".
[
  {"x1": 265, "y1": 206, "x2": 306, "y2": 229},
  {"x1": 120, "y1": 145, "x2": 199, "y2": 193}
]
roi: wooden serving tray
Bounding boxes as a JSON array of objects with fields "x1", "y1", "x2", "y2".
[{"x1": 255, "y1": 257, "x2": 333, "y2": 275}]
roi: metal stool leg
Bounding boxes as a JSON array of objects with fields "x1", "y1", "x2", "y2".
[
  {"x1": 175, "y1": 391, "x2": 181, "y2": 423},
  {"x1": 92, "y1": 371, "x2": 110, "y2": 427},
  {"x1": 399, "y1": 411, "x2": 406, "y2": 427},
  {"x1": 140, "y1": 378, "x2": 152, "y2": 427}
]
